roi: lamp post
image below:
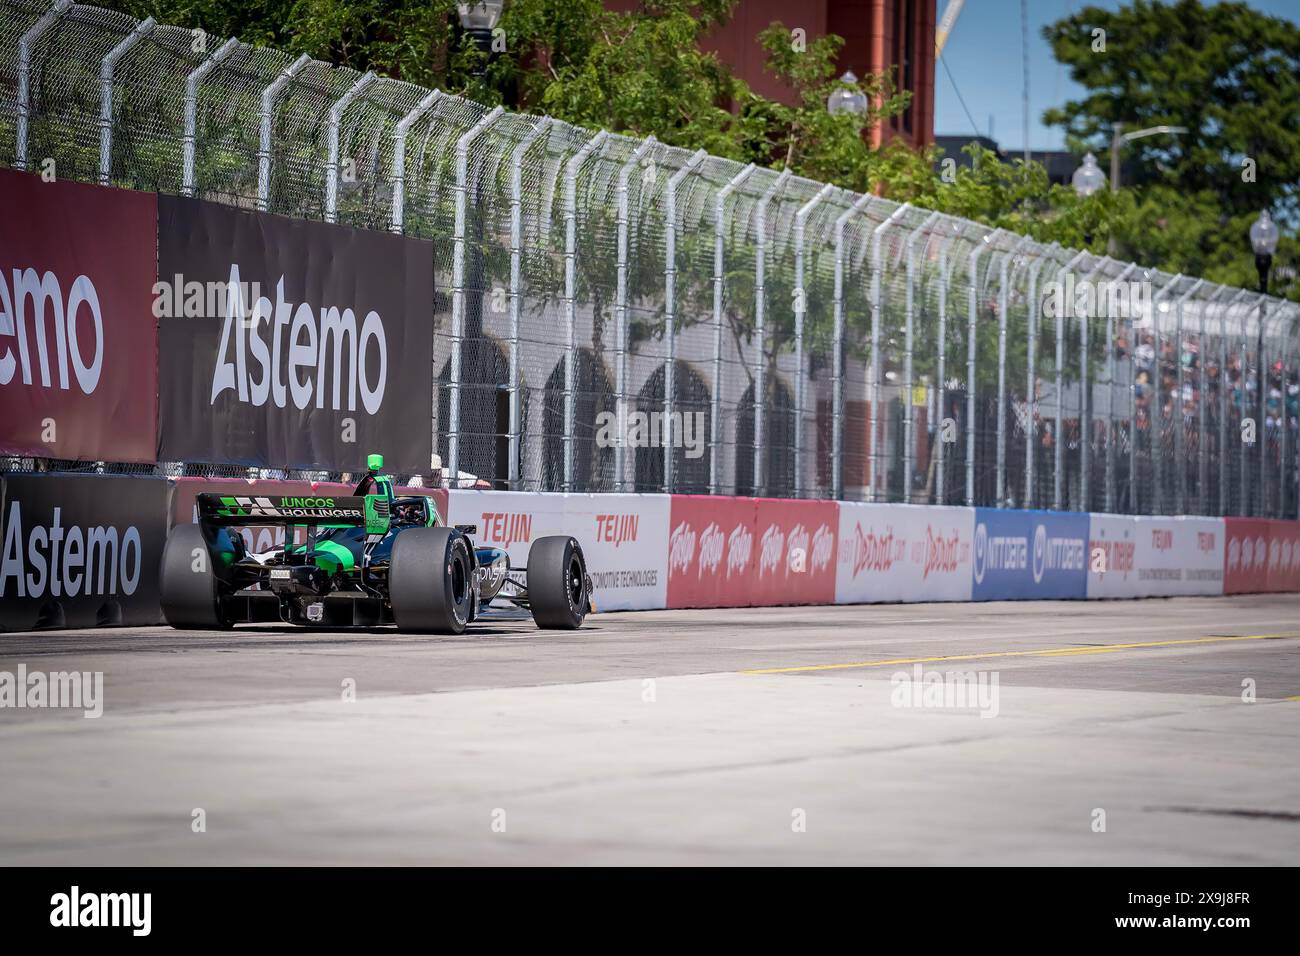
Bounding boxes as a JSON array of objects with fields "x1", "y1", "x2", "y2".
[
  {"x1": 1250, "y1": 210, "x2": 1279, "y2": 515},
  {"x1": 827, "y1": 71, "x2": 868, "y2": 117},
  {"x1": 1071, "y1": 153, "x2": 1105, "y2": 247},
  {"x1": 457, "y1": 1, "x2": 503, "y2": 49}
]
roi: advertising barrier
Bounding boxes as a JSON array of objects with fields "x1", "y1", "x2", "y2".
[
  {"x1": 1265, "y1": 520, "x2": 1300, "y2": 593},
  {"x1": 0, "y1": 474, "x2": 172, "y2": 631},
  {"x1": 1223, "y1": 518, "x2": 1273, "y2": 595},
  {"x1": 156, "y1": 196, "x2": 435, "y2": 473},
  {"x1": 836, "y1": 502, "x2": 974, "y2": 603},
  {"x1": 1134, "y1": 516, "x2": 1224, "y2": 597},
  {"x1": 0, "y1": 170, "x2": 159, "y2": 463},
  {"x1": 446, "y1": 490, "x2": 670, "y2": 611},
  {"x1": 1086, "y1": 513, "x2": 1140, "y2": 599},
  {"x1": 972, "y1": 508, "x2": 1089, "y2": 601},
  {"x1": 666, "y1": 495, "x2": 758, "y2": 609}
]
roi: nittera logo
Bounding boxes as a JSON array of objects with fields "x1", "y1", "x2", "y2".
[{"x1": 50, "y1": 886, "x2": 151, "y2": 936}]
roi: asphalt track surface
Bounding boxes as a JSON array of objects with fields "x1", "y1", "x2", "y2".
[{"x1": 2, "y1": 595, "x2": 1299, "y2": 865}]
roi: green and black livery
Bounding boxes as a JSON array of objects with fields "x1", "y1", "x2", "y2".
[{"x1": 159, "y1": 454, "x2": 591, "y2": 633}]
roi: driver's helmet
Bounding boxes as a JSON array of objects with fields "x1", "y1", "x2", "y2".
[{"x1": 394, "y1": 501, "x2": 422, "y2": 524}]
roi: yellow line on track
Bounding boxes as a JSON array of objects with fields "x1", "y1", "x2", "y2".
[{"x1": 741, "y1": 632, "x2": 1300, "y2": 676}]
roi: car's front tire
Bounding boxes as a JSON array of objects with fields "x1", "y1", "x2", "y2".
[
  {"x1": 527, "y1": 535, "x2": 588, "y2": 630},
  {"x1": 389, "y1": 527, "x2": 473, "y2": 634}
]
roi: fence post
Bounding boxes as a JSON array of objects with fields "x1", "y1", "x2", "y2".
[
  {"x1": 996, "y1": 235, "x2": 1031, "y2": 507},
  {"x1": 561, "y1": 129, "x2": 609, "y2": 491},
  {"x1": 1288, "y1": 318, "x2": 1300, "y2": 518},
  {"x1": 1055, "y1": 250, "x2": 1087, "y2": 511},
  {"x1": 965, "y1": 229, "x2": 996, "y2": 507},
  {"x1": 1077, "y1": 257, "x2": 1115, "y2": 513},
  {"x1": 753, "y1": 169, "x2": 791, "y2": 497},
  {"x1": 1172, "y1": 278, "x2": 1205, "y2": 513},
  {"x1": 509, "y1": 117, "x2": 553, "y2": 489},
  {"x1": 1197, "y1": 287, "x2": 1229, "y2": 514},
  {"x1": 831, "y1": 192, "x2": 874, "y2": 500},
  {"x1": 1149, "y1": 273, "x2": 1183, "y2": 515},
  {"x1": 712, "y1": 162, "x2": 756, "y2": 495},
  {"x1": 1219, "y1": 291, "x2": 1250, "y2": 514},
  {"x1": 871, "y1": 203, "x2": 911, "y2": 502},
  {"x1": 935, "y1": 221, "x2": 963, "y2": 506},
  {"x1": 905, "y1": 211, "x2": 940, "y2": 504},
  {"x1": 1261, "y1": 304, "x2": 1294, "y2": 516},
  {"x1": 324, "y1": 73, "x2": 376, "y2": 223},
  {"x1": 449, "y1": 106, "x2": 505, "y2": 487},
  {"x1": 615, "y1": 135, "x2": 658, "y2": 491},
  {"x1": 99, "y1": 17, "x2": 156, "y2": 186},
  {"x1": 258, "y1": 54, "x2": 311, "y2": 212},
  {"x1": 1024, "y1": 246, "x2": 1059, "y2": 509},
  {"x1": 390, "y1": 90, "x2": 440, "y2": 233},
  {"x1": 1103, "y1": 263, "x2": 1137, "y2": 513},
  {"x1": 182, "y1": 37, "x2": 240, "y2": 198},
  {"x1": 16, "y1": 0, "x2": 74, "y2": 171},
  {"x1": 1237, "y1": 297, "x2": 1255, "y2": 516},
  {"x1": 663, "y1": 149, "x2": 708, "y2": 493},
  {"x1": 793, "y1": 183, "x2": 834, "y2": 498}
]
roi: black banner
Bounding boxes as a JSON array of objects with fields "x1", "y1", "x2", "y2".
[
  {"x1": 156, "y1": 197, "x2": 434, "y2": 473},
  {"x1": 0, "y1": 474, "x2": 172, "y2": 631}
]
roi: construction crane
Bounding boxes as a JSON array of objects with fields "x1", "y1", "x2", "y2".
[{"x1": 935, "y1": 0, "x2": 966, "y2": 56}]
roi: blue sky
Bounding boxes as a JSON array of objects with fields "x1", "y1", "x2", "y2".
[{"x1": 935, "y1": 0, "x2": 1300, "y2": 152}]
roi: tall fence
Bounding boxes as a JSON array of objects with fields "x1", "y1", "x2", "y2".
[{"x1": 3, "y1": 0, "x2": 1299, "y2": 517}]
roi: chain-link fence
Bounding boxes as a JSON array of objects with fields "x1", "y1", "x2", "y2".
[{"x1": 3, "y1": 0, "x2": 1299, "y2": 516}]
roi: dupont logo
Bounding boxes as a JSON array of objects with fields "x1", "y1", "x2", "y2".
[
  {"x1": 209, "y1": 263, "x2": 389, "y2": 414},
  {"x1": 668, "y1": 521, "x2": 697, "y2": 575},
  {"x1": 595, "y1": 513, "x2": 638, "y2": 547},
  {"x1": 758, "y1": 524, "x2": 785, "y2": 577},
  {"x1": 480, "y1": 512, "x2": 532, "y2": 549},
  {"x1": 698, "y1": 522, "x2": 724, "y2": 576},
  {"x1": 852, "y1": 524, "x2": 897, "y2": 578},
  {"x1": 0, "y1": 267, "x2": 104, "y2": 394},
  {"x1": 726, "y1": 523, "x2": 752, "y2": 578},
  {"x1": 922, "y1": 525, "x2": 965, "y2": 578}
]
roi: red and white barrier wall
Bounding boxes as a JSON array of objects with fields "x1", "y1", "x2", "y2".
[{"x1": 444, "y1": 490, "x2": 1300, "y2": 610}]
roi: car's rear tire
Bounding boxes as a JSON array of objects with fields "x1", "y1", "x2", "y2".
[
  {"x1": 390, "y1": 527, "x2": 473, "y2": 634},
  {"x1": 527, "y1": 535, "x2": 588, "y2": 630},
  {"x1": 159, "y1": 524, "x2": 232, "y2": 629}
]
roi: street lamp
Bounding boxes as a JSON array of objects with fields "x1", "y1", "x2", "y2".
[
  {"x1": 827, "y1": 71, "x2": 868, "y2": 116},
  {"x1": 1251, "y1": 209, "x2": 1279, "y2": 294},
  {"x1": 1071, "y1": 152, "x2": 1106, "y2": 197},
  {"x1": 1108, "y1": 123, "x2": 1187, "y2": 193},
  {"x1": 457, "y1": 1, "x2": 504, "y2": 51}
]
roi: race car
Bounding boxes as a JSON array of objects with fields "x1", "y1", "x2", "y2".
[{"x1": 159, "y1": 454, "x2": 591, "y2": 634}]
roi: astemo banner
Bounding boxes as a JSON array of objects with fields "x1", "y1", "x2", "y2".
[
  {"x1": 0, "y1": 474, "x2": 172, "y2": 631},
  {"x1": 155, "y1": 196, "x2": 434, "y2": 473},
  {"x1": 0, "y1": 170, "x2": 159, "y2": 463}
]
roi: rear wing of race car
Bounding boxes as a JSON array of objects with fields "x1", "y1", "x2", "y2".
[{"x1": 196, "y1": 493, "x2": 391, "y2": 535}]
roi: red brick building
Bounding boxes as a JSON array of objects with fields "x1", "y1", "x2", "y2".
[{"x1": 607, "y1": 0, "x2": 937, "y2": 150}]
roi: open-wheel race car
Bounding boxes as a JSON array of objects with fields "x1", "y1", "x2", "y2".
[{"x1": 159, "y1": 454, "x2": 591, "y2": 633}]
